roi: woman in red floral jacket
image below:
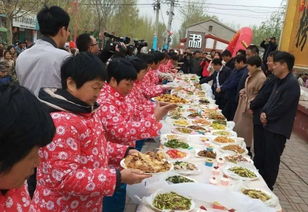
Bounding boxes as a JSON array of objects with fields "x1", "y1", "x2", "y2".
[
  {"x1": 31, "y1": 53, "x2": 150, "y2": 212},
  {"x1": 0, "y1": 85, "x2": 55, "y2": 212}
]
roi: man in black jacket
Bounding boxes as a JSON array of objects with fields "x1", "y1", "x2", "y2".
[
  {"x1": 221, "y1": 49, "x2": 235, "y2": 70},
  {"x1": 250, "y1": 51, "x2": 277, "y2": 177},
  {"x1": 260, "y1": 37, "x2": 278, "y2": 65},
  {"x1": 259, "y1": 51, "x2": 300, "y2": 190},
  {"x1": 200, "y1": 58, "x2": 231, "y2": 109}
]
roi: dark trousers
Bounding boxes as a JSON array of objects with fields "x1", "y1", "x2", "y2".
[
  {"x1": 253, "y1": 124, "x2": 266, "y2": 173},
  {"x1": 222, "y1": 99, "x2": 236, "y2": 121},
  {"x1": 254, "y1": 128, "x2": 286, "y2": 190},
  {"x1": 103, "y1": 183, "x2": 127, "y2": 212}
]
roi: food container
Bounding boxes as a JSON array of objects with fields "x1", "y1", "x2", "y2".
[
  {"x1": 206, "y1": 146, "x2": 214, "y2": 152},
  {"x1": 205, "y1": 158, "x2": 214, "y2": 167},
  {"x1": 220, "y1": 176, "x2": 230, "y2": 186},
  {"x1": 209, "y1": 176, "x2": 218, "y2": 185},
  {"x1": 211, "y1": 166, "x2": 220, "y2": 176},
  {"x1": 217, "y1": 157, "x2": 225, "y2": 167}
]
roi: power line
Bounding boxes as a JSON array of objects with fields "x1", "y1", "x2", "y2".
[{"x1": 176, "y1": 1, "x2": 284, "y2": 9}]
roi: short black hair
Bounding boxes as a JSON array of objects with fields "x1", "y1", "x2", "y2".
[
  {"x1": 76, "y1": 33, "x2": 92, "y2": 52},
  {"x1": 247, "y1": 56, "x2": 262, "y2": 67},
  {"x1": 221, "y1": 49, "x2": 232, "y2": 57},
  {"x1": 268, "y1": 50, "x2": 277, "y2": 58},
  {"x1": 107, "y1": 57, "x2": 137, "y2": 83},
  {"x1": 234, "y1": 54, "x2": 247, "y2": 64},
  {"x1": 137, "y1": 53, "x2": 154, "y2": 65},
  {"x1": 237, "y1": 49, "x2": 246, "y2": 56},
  {"x1": 127, "y1": 56, "x2": 147, "y2": 73},
  {"x1": 37, "y1": 6, "x2": 70, "y2": 36},
  {"x1": 212, "y1": 58, "x2": 222, "y2": 66},
  {"x1": 247, "y1": 44, "x2": 259, "y2": 54},
  {"x1": 152, "y1": 51, "x2": 165, "y2": 64},
  {"x1": 273, "y1": 51, "x2": 295, "y2": 71},
  {"x1": 0, "y1": 84, "x2": 55, "y2": 173},
  {"x1": 61, "y1": 52, "x2": 107, "y2": 89}
]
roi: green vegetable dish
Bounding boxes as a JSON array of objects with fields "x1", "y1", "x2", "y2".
[
  {"x1": 229, "y1": 167, "x2": 257, "y2": 178},
  {"x1": 165, "y1": 139, "x2": 190, "y2": 149},
  {"x1": 242, "y1": 189, "x2": 271, "y2": 202},
  {"x1": 166, "y1": 175, "x2": 194, "y2": 184},
  {"x1": 153, "y1": 192, "x2": 192, "y2": 210}
]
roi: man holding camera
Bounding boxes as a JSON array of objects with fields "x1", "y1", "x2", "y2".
[{"x1": 260, "y1": 37, "x2": 277, "y2": 66}]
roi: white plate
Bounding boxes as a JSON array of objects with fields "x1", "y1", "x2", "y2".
[
  {"x1": 147, "y1": 190, "x2": 195, "y2": 212},
  {"x1": 223, "y1": 165, "x2": 259, "y2": 181},
  {"x1": 240, "y1": 187, "x2": 279, "y2": 207},
  {"x1": 212, "y1": 136, "x2": 239, "y2": 146},
  {"x1": 219, "y1": 144, "x2": 248, "y2": 155},
  {"x1": 165, "y1": 174, "x2": 197, "y2": 184},
  {"x1": 172, "y1": 161, "x2": 202, "y2": 175},
  {"x1": 164, "y1": 149, "x2": 191, "y2": 161},
  {"x1": 220, "y1": 153, "x2": 253, "y2": 164},
  {"x1": 120, "y1": 159, "x2": 173, "y2": 175},
  {"x1": 194, "y1": 148, "x2": 217, "y2": 160},
  {"x1": 210, "y1": 130, "x2": 237, "y2": 137}
]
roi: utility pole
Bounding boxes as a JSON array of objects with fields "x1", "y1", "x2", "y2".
[
  {"x1": 163, "y1": 0, "x2": 175, "y2": 50},
  {"x1": 152, "y1": 0, "x2": 160, "y2": 50}
]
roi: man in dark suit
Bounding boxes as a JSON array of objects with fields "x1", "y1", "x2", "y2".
[
  {"x1": 259, "y1": 51, "x2": 300, "y2": 190},
  {"x1": 200, "y1": 58, "x2": 231, "y2": 110}
]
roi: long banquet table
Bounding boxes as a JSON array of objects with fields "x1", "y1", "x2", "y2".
[{"x1": 126, "y1": 74, "x2": 282, "y2": 212}]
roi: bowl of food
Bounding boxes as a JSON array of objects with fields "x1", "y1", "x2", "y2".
[
  {"x1": 166, "y1": 149, "x2": 189, "y2": 160},
  {"x1": 173, "y1": 119, "x2": 190, "y2": 127},
  {"x1": 223, "y1": 154, "x2": 253, "y2": 164}
]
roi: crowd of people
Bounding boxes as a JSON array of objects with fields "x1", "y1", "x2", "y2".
[
  {"x1": 198, "y1": 45, "x2": 300, "y2": 191},
  {"x1": 0, "y1": 4, "x2": 302, "y2": 212}
]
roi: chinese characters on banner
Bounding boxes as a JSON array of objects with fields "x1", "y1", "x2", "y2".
[
  {"x1": 188, "y1": 34, "x2": 202, "y2": 48},
  {"x1": 186, "y1": 31, "x2": 205, "y2": 50}
]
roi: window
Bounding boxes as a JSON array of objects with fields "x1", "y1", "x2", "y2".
[{"x1": 209, "y1": 25, "x2": 213, "y2": 32}]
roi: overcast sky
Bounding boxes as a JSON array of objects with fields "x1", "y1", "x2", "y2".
[{"x1": 138, "y1": 0, "x2": 284, "y2": 33}]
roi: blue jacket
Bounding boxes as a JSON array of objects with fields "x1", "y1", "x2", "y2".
[
  {"x1": 221, "y1": 66, "x2": 247, "y2": 101},
  {"x1": 0, "y1": 76, "x2": 11, "y2": 85}
]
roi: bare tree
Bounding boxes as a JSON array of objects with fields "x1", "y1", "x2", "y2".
[{"x1": 0, "y1": 0, "x2": 45, "y2": 44}]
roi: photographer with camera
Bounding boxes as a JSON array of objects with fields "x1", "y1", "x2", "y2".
[{"x1": 260, "y1": 37, "x2": 277, "y2": 67}]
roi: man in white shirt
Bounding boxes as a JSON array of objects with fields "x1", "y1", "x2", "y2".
[{"x1": 16, "y1": 6, "x2": 71, "y2": 96}]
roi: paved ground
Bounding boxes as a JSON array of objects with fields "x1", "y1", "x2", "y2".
[{"x1": 124, "y1": 133, "x2": 308, "y2": 212}]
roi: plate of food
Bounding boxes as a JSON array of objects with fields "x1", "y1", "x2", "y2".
[
  {"x1": 161, "y1": 134, "x2": 187, "y2": 142},
  {"x1": 224, "y1": 154, "x2": 253, "y2": 164},
  {"x1": 172, "y1": 161, "x2": 201, "y2": 175},
  {"x1": 149, "y1": 191, "x2": 195, "y2": 212},
  {"x1": 211, "y1": 130, "x2": 237, "y2": 137},
  {"x1": 195, "y1": 149, "x2": 217, "y2": 159},
  {"x1": 205, "y1": 111, "x2": 225, "y2": 120},
  {"x1": 162, "y1": 138, "x2": 191, "y2": 150},
  {"x1": 241, "y1": 188, "x2": 278, "y2": 207},
  {"x1": 199, "y1": 98, "x2": 210, "y2": 104},
  {"x1": 173, "y1": 119, "x2": 190, "y2": 127},
  {"x1": 213, "y1": 136, "x2": 237, "y2": 145},
  {"x1": 220, "y1": 144, "x2": 248, "y2": 155},
  {"x1": 192, "y1": 118, "x2": 211, "y2": 126},
  {"x1": 166, "y1": 149, "x2": 190, "y2": 160},
  {"x1": 165, "y1": 175, "x2": 196, "y2": 184},
  {"x1": 172, "y1": 127, "x2": 194, "y2": 135},
  {"x1": 223, "y1": 165, "x2": 259, "y2": 181},
  {"x1": 187, "y1": 125, "x2": 209, "y2": 133},
  {"x1": 153, "y1": 94, "x2": 189, "y2": 104},
  {"x1": 187, "y1": 112, "x2": 202, "y2": 119},
  {"x1": 210, "y1": 123, "x2": 226, "y2": 130},
  {"x1": 121, "y1": 152, "x2": 172, "y2": 174}
]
